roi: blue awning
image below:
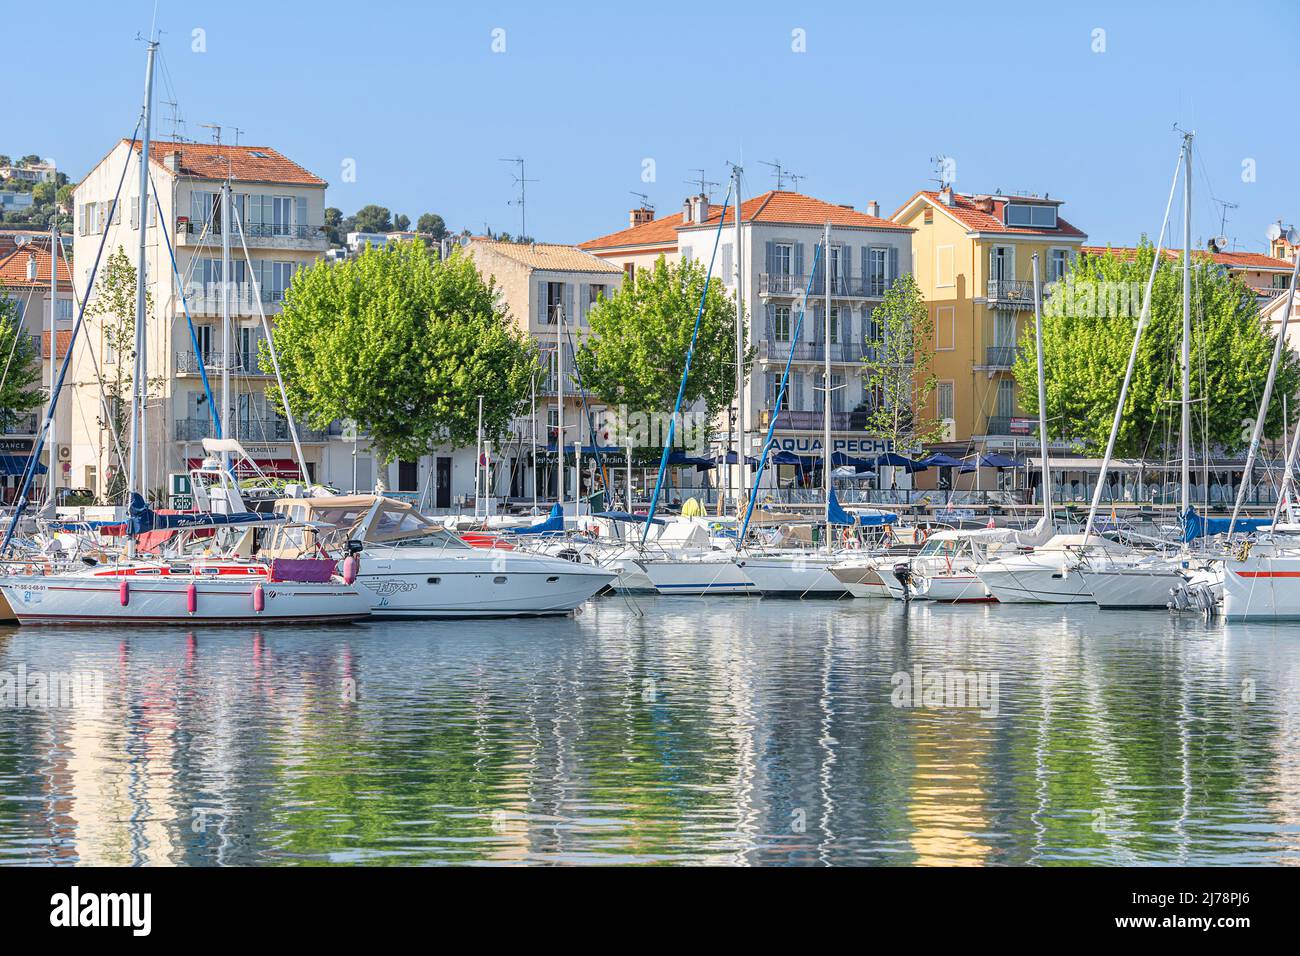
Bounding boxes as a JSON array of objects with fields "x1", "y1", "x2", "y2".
[
  {"x1": 0, "y1": 454, "x2": 46, "y2": 476},
  {"x1": 513, "y1": 503, "x2": 565, "y2": 535},
  {"x1": 919, "y1": 453, "x2": 964, "y2": 468},
  {"x1": 874, "y1": 452, "x2": 925, "y2": 472}
]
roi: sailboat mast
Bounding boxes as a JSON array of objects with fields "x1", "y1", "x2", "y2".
[
  {"x1": 220, "y1": 177, "x2": 233, "y2": 474},
  {"x1": 127, "y1": 40, "x2": 158, "y2": 557},
  {"x1": 822, "y1": 221, "x2": 832, "y2": 543},
  {"x1": 47, "y1": 219, "x2": 58, "y2": 503},
  {"x1": 557, "y1": 303, "x2": 565, "y2": 512},
  {"x1": 1031, "y1": 255, "x2": 1051, "y2": 520},
  {"x1": 1180, "y1": 131, "x2": 1192, "y2": 518},
  {"x1": 733, "y1": 165, "x2": 745, "y2": 509}
]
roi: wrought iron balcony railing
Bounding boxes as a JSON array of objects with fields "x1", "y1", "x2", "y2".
[{"x1": 986, "y1": 279, "x2": 1037, "y2": 308}]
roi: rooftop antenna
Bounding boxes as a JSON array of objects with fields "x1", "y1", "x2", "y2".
[
  {"x1": 499, "y1": 156, "x2": 537, "y2": 239},
  {"x1": 231, "y1": 126, "x2": 244, "y2": 146},
  {"x1": 1213, "y1": 198, "x2": 1238, "y2": 241},
  {"x1": 629, "y1": 191, "x2": 653, "y2": 211},
  {"x1": 199, "y1": 122, "x2": 222, "y2": 146},
  {"x1": 161, "y1": 99, "x2": 187, "y2": 142},
  {"x1": 786, "y1": 171, "x2": 807, "y2": 192},
  {"x1": 758, "y1": 159, "x2": 788, "y2": 190},
  {"x1": 684, "y1": 169, "x2": 719, "y2": 200},
  {"x1": 929, "y1": 154, "x2": 954, "y2": 190}
]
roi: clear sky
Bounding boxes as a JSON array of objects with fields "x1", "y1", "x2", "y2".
[{"x1": 9, "y1": 0, "x2": 1298, "y2": 252}]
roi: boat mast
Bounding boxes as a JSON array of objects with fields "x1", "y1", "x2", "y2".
[
  {"x1": 556, "y1": 302, "x2": 565, "y2": 512},
  {"x1": 127, "y1": 40, "x2": 158, "y2": 559},
  {"x1": 220, "y1": 175, "x2": 233, "y2": 475},
  {"x1": 474, "y1": 393, "x2": 484, "y2": 518},
  {"x1": 733, "y1": 164, "x2": 745, "y2": 512},
  {"x1": 822, "y1": 220, "x2": 832, "y2": 547},
  {"x1": 1180, "y1": 131, "x2": 1192, "y2": 520},
  {"x1": 1031, "y1": 254, "x2": 1051, "y2": 522},
  {"x1": 47, "y1": 218, "x2": 58, "y2": 504},
  {"x1": 530, "y1": 372, "x2": 538, "y2": 512}
]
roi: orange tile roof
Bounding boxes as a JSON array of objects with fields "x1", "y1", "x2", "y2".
[
  {"x1": 693, "y1": 190, "x2": 908, "y2": 231},
  {"x1": 581, "y1": 190, "x2": 907, "y2": 251},
  {"x1": 1081, "y1": 244, "x2": 1295, "y2": 272},
  {"x1": 470, "y1": 237, "x2": 623, "y2": 274},
  {"x1": 895, "y1": 190, "x2": 1086, "y2": 238},
  {"x1": 120, "y1": 139, "x2": 327, "y2": 187},
  {"x1": 39, "y1": 329, "x2": 73, "y2": 360},
  {"x1": 0, "y1": 240, "x2": 74, "y2": 288}
]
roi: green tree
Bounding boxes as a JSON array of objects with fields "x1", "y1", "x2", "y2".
[
  {"x1": 417, "y1": 212, "x2": 447, "y2": 240},
  {"x1": 323, "y1": 206, "x2": 345, "y2": 245},
  {"x1": 0, "y1": 289, "x2": 44, "y2": 432},
  {"x1": 263, "y1": 242, "x2": 537, "y2": 461},
  {"x1": 1013, "y1": 241, "x2": 1299, "y2": 457},
  {"x1": 84, "y1": 247, "x2": 156, "y2": 502},
  {"x1": 393, "y1": 213, "x2": 410, "y2": 232},
  {"x1": 31, "y1": 181, "x2": 55, "y2": 205},
  {"x1": 859, "y1": 272, "x2": 945, "y2": 449},
  {"x1": 574, "y1": 255, "x2": 745, "y2": 422},
  {"x1": 352, "y1": 204, "x2": 392, "y2": 234}
]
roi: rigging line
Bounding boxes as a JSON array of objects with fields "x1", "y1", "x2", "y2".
[
  {"x1": 147, "y1": 170, "x2": 220, "y2": 436},
  {"x1": 641, "y1": 181, "x2": 733, "y2": 544},
  {"x1": 57, "y1": 239, "x2": 128, "y2": 480},
  {"x1": 0, "y1": 278, "x2": 43, "y2": 402},
  {"x1": 2, "y1": 124, "x2": 142, "y2": 557}
]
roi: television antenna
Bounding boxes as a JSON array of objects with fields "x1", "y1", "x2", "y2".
[
  {"x1": 499, "y1": 157, "x2": 537, "y2": 239},
  {"x1": 684, "y1": 169, "x2": 719, "y2": 200},
  {"x1": 929, "y1": 154, "x2": 954, "y2": 190},
  {"x1": 629, "y1": 191, "x2": 654, "y2": 211},
  {"x1": 758, "y1": 159, "x2": 796, "y2": 190}
]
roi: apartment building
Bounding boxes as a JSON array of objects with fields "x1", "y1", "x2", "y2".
[
  {"x1": 68, "y1": 139, "x2": 366, "y2": 502},
  {"x1": 584, "y1": 190, "x2": 915, "y2": 475},
  {"x1": 0, "y1": 236, "x2": 74, "y2": 498},
  {"x1": 467, "y1": 237, "x2": 623, "y2": 504},
  {"x1": 891, "y1": 187, "x2": 1088, "y2": 452}
]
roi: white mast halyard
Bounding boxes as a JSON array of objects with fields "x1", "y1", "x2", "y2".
[
  {"x1": 822, "y1": 220, "x2": 832, "y2": 549},
  {"x1": 127, "y1": 39, "x2": 158, "y2": 559},
  {"x1": 220, "y1": 175, "x2": 233, "y2": 477},
  {"x1": 1181, "y1": 131, "x2": 1193, "y2": 524},
  {"x1": 1031, "y1": 254, "x2": 1052, "y2": 525},
  {"x1": 734, "y1": 164, "x2": 746, "y2": 516},
  {"x1": 47, "y1": 217, "x2": 58, "y2": 506}
]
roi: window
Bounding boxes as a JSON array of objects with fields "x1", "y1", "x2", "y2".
[
  {"x1": 773, "y1": 306, "x2": 792, "y2": 342},
  {"x1": 681, "y1": 246, "x2": 693, "y2": 264},
  {"x1": 990, "y1": 246, "x2": 1014, "y2": 282},
  {"x1": 1005, "y1": 203, "x2": 1057, "y2": 229},
  {"x1": 830, "y1": 373, "x2": 845, "y2": 414},
  {"x1": 272, "y1": 196, "x2": 295, "y2": 236},
  {"x1": 923, "y1": 208, "x2": 934, "y2": 225},
  {"x1": 623, "y1": 262, "x2": 635, "y2": 281},
  {"x1": 827, "y1": 306, "x2": 841, "y2": 344},
  {"x1": 936, "y1": 305, "x2": 955, "y2": 351},
  {"x1": 937, "y1": 382, "x2": 954, "y2": 421},
  {"x1": 935, "y1": 245, "x2": 955, "y2": 287},
  {"x1": 996, "y1": 379, "x2": 1016, "y2": 417},
  {"x1": 56, "y1": 298, "x2": 74, "y2": 323},
  {"x1": 994, "y1": 310, "x2": 1016, "y2": 348},
  {"x1": 721, "y1": 243, "x2": 733, "y2": 281},
  {"x1": 1274, "y1": 274, "x2": 1290, "y2": 290},
  {"x1": 772, "y1": 243, "x2": 793, "y2": 276},
  {"x1": 865, "y1": 307, "x2": 883, "y2": 344},
  {"x1": 867, "y1": 248, "x2": 889, "y2": 296},
  {"x1": 1049, "y1": 249, "x2": 1069, "y2": 281}
]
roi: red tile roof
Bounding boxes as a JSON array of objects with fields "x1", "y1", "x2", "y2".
[
  {"x1": 39, "y1": 329, "x2": 73, "y2": 360},
  {"x1": 0, "y1": 240, "x2": 74, "y2": 288},
  {"x1": 581, "y1": 190, "x2": 907, "y2": 251},
  {"x1": 1081, "y1": 244, "x2": 1295, "y2": 272},
  {"x1": 122, "y1": 139, "x2": 327, "y2": 187},
  {"x1": 895, "y1": 190, "x2": 1087, "y2": 238}
]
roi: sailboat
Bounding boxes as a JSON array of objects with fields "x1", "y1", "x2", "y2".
[{"x1": 0, "y1": 41, "x2": 370, "y2": 626}]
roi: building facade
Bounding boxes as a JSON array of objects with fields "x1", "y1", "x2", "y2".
[
  {"x1": 68, "y1": 139, "x2": 387, "y2": 502},
  {"x1": 891, "y1": 188, "x2": 1088, "y2": 452}
]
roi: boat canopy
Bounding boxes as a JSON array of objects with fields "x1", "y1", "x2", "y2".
[
  {"x1": 512, "y1": 503, "x2": 565, "y2": 536},
  {"x1": 827, "y1": 489, "x2": 899, "y2": 526},
  {"x1": 272, "y1": 494, "x2": 467, "y2": 547},
  {"x1": 1181, "y1": 507, "x2": 1270, "y2": 542},
  {"x1": 126, "y1": 492, "x2": 284, "y2": 535},
  {"x1": 594, "y1": 510, "x2": 666, "y2": 526}
]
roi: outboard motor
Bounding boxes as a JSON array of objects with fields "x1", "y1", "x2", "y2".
[{"x1": 893, "y1": 561, "x2": 914, "y2": 602}]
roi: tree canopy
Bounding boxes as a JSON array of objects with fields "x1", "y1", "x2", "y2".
[
  {"x1": 0, "y1": 287, "x2": 44, "y2": 431},
  {"x1": 417, "y1": 213, "x2": 447, "y2": 240},
  {"x1": 351, "y1": 204, "x2": 393, "y2": 234},
  {"x1": 264, "y1": 242, "x2": 538, "y2": 461},
  {"x1": 573, "y1": 255, "x2": 745, "y2": 422},
  {"x1": 859, "y1": 272, "x2": 946, "y2": 448},
  {"x1": 1013, "y1": 241, "x2": 1299, "y2": 457}
]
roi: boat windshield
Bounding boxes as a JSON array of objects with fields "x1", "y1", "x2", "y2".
[
  {"x1": 918, "y1": 538, "x2": 961, "y2": 557},
  {"x1": 387, "y1": 529, "x2": 471, "y2": 550}
]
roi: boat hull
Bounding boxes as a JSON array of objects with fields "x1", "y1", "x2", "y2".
[
  {"x1": 0, "y1": 575, "x2": 370, "y2": 625},
  {"x1": 916, "y1": 572, "x2": 995, "y2": 603},
  {"x1": 1223, "y1": 553, "x2": 1300, "y2": 620},
  {"x1": 739, "y1": 556, "x2": 849, "y2": 597},
  {"x1": 638, "y1": 557, "x2": 757, "y2": 596},
  {"x1": 974, "y1": 563, "x2": 1093, "y2": 604},
  {"x1": 829, "y1": 562, "x2": 892, "y2": 599},
  {"x1": 1083, "y1": 567, "x2": 1183, "y2": 610}
]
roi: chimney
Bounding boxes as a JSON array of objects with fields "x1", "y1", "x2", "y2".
[
  {"x1": 973, "y1": 196, "x2": 995, "y2": 214},
  {"x1": 939, "y1": 186, "x2": 955, "y2": 207},
  {"x1": 867, "y1": 200, "x2": 880, "y2": 218},
  {"x1": 690, "y1": 194, "x2": 708, "y2": 225},
  {"x1": 682, "y1": 197, "x2": 693, "y2": 224},
  {"x1": 629, "y1": 207, "x2": 655, "y2": 228},
  {"x1": 164, "y1": 149, "x2": 182, "y2": 173},
  {"x1": 25, "y1": 253, "x2": 37, "y2": 281}
]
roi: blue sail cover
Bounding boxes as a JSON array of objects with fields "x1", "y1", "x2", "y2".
[
  {"x1": 827, "y1": 489, "x2": 898, "y2": 526},
  {"x1": 513, "y1": 503, "x2": 565, "y2": 536},
  {"x1": 1181, "y1": 507, "x2": 1270, "y2": 542},
  {"x1": 593, "y1": 510, "x2": 666, "y2": 526},
  {"x1": 126, "y1": 493, "x2": 285, "y2": 535}
]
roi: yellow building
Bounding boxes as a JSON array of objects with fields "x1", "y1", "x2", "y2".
[{"x1": 892, "y1": 187, "x2": 1087, "y2": 452}]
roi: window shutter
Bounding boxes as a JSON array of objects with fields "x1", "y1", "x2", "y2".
[
  {"x1": 130, "y1": 197, "x2": 139, "y2": 229},
  {"x1": 536, "y1": 281, "x2": 547, "y2": 324},
  {"x1": 579, "y1": 283, "x2": 589, "y2": 323},
  {"x1": 765, "y1": 241, "x2": 775, "y2": 276},
  {"x1": 563, "y1": 284, "x2": 574, "y2": 325},
  {"x1": 841, "y1": 244, "x2": 852, "y2": 280},
  {"x1": 794, "y1": 242, "x2": 804, "y2": 279},
  {"x1": 811, "y1": 304, "x2": 824, "y2": 343},
  {"x1": 295, "y1": 197, "x2": 307, "y2": 232},
  {"x1": 764, "y1": 303, "x2": 774, "y2": 339},
  {"x1": 889, "y1": 247, "x2": 899, "y2": 287},
  {"x1": 112, "y1": 200, "x2": 120, "y2": 226},
  {"x1": 721, "y1": 242, "x2": 732, "y2": 280}
]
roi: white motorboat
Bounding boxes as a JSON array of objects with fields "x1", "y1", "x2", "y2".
[
  {"x1": 1078, "y1": 553, "x2": 1192, "y2": 610},
  {"x1": 635, "y1": 550, "x2": 757, "y2": 596},
  {"x1": 973, "y1": 534, "x2": 1130, "y2": 605},
  {"x1": 268, "y1": 495, "x2": 616, "y2": 617},
  {"x1": 736, "y1": 551, "x2": 849, "y2": 597},
  {"x1": 1221, "y1": 537, "x2": 1300, "y2": 620}
]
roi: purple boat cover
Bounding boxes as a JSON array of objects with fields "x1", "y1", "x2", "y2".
[{"x1": 269, "y1": 558, "x2": 337, "y2": 583}]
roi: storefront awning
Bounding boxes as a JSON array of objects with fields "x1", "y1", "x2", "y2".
[{"x1": 0, "y1": 454, "x2": 47, "y2": 476}]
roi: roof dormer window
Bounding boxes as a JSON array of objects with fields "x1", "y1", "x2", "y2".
[{"x1": 1005, "y1": 203, "x2": 1057, "y2": 229}]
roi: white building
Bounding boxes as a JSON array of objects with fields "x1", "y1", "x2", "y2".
[
  {"x1": 583, "y1": 190, "x2": 915, "y2": 478},
  {"x1": 68, "y1": 139, "x2": 388, "y2": 502}
]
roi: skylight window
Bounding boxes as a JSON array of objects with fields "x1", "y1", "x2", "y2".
[
  {"x1": 1005, "y1": 203, "x2": 1057, "y2": 229},
  {"x1": 249, "y1": 151, "x2": 269, "y2": 158}
]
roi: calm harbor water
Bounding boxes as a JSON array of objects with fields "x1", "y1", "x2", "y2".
[{"x1": 0, "y1": 596, "x2": 1297, "y2": 866}]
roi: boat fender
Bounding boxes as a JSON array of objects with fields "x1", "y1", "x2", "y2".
[
  {"x1": 253, "y1": 583, "x2": 265, "y2": 613},
  {"x1": 342, "y1": 555, "x2": 359, "y2": 585},
  {"x1": 186, "y1": 582, "x2": 198, "y2": 615},
  {"x1": 119, "y1": 580, "x2": 130, "y2": 606}
]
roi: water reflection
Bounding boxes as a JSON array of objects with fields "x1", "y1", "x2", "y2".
[{"x1": 0, "y1": 598, "x2": 1296, "y2": 866}]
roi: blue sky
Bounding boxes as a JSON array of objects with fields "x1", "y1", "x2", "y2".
[{"x1": 10, "y1": 0, "x2": 1298, "y2": 251}]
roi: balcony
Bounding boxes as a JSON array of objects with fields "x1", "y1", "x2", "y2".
[
  {"x1": 985, "y1": 279, "x2": 1038, "y2": 309},
  {"x1": 176, "y1": 350, "x2": 271, "y2": 377},
  {"x1": 760, "y1": 273, "x2": 890, "y2": 299},
  {"x1": 758, "y1": 339, "x2": 883, "y2": 364},
  {"x1": 175, "y1": 417, "x2": 328, "y2": 443},
  {"x1": 180, "y1": 284, "x2": 286, "y2": 316},
  {"x1": 174, "y1": 218, "x2": 328, "y2": 252},
  {"x1": 982, "y1": 345, "x2": 1017, "y2": 369},
  {"x1": 760, "y1": 408, "x2": 863, "y2": 431},
  {"x1": 983, "y1": 415, "x2": 1034, "y2": 437},
  {"x1": 1, "y1": 412, "x2": 39, "y2": 435}
]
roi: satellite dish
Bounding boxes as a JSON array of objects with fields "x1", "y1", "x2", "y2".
[
  {"x1": 1267, "y1": 222, "x2": 1284, "y2": 242},
  {"x1": 1288, "y1": 227, "x2": 1300, "y2": 246},
  {"x1": 458, "y1": 234, "x2": 472, "y2": 248},
  {"x1": 1215, "y1": 235, "x2": 1229, "y2": 252}
]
